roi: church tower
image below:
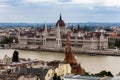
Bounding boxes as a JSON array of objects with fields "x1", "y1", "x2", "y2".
[
  {"x1": 64, "y1": 31, "x2": 77, "y2": 64},
  {"x1": 63, "y1": 31, "x2": 84, "y2": 75}
]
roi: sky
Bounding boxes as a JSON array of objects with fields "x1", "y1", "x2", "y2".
[{"x1": 0, "y1": 0, "x2": 120, "y2": 23}]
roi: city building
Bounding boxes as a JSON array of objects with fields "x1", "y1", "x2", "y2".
[
  {"x1": 19, "y1": 67, "x2": 52, "y2": 80},
  {"x1": 55, "y1": 63, "x2": 71, "y2": 77},
  {"x1": 18, "y1": 14, "x2": 108, "y2": 50},
  {"x1": 2, "y1": 55, "x2": 12, "y2": 65}
]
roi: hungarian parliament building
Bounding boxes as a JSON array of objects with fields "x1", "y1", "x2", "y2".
[{"x1": 18, "y1": 14, "x2": 108, "y2": 50}]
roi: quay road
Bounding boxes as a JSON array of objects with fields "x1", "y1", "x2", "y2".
[
  {"x1": 13, "y1": 46, "x2": 120, "y2": 56},
  {"x1": 73, "y1": 48, "x2": 120, "y2": 56},
  {"x1": 39, "y1": 48, "x2": 120, "y2": 56}
]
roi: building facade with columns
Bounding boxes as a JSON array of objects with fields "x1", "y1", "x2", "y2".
[{"x1": 18, "y1": 14, "x2": 108, "y2": 50}]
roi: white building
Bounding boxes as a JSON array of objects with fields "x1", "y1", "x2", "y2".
[
  {"x1": 18, "y1": 14, "x2": 108, "y2": 50},
  {"x1": 2, "y1": 55, "x2": 12, "y2": 65}
]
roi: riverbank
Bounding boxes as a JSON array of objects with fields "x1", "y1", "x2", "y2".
[{"x1": 14, "y1": 47, "x2": 120, "y2": 57}]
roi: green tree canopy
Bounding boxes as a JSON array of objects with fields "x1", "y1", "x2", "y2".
[
  {"x1": 12, "y1": 50, "x2": 19, "y2": 62},
  {"x1": 53, "y1": 73, "x2": 61, "y2": 80},
  {"x1": 94, "y1": 70, "x2": 113, "y2": 77},
  {"x1": 84, "y1": 70, "x2": 113, "y2": 77}
]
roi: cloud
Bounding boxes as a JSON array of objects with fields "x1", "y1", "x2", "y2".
[
  {"x1": 24, "y1": 0, "x2": 57, "y2": 4},
  {"x1": 58, "y1": 0, "x2": 72, "y2": 2},
  {"x1": 0, "y1": 0, "x2": 120, "y2": 8},
  {"x1": 65, "y1": 0, "x2": 120, "y2": 8},
  {"x1": 23, "y1": 0, "x2": 120, "y2": 8},
  {"x1": 103, "y1": 0, "x2": 120, "y2": 7},
  {"x1": 0, "y1": 0, "x2": 26, "y2": 7},
  {"x1": 0, "y1": 0, "x2": 120, "y2": 23}
]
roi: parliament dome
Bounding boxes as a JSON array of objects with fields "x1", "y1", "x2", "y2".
[{"x1": 56, "y1": 14, "x2": 65, "y2": 27}]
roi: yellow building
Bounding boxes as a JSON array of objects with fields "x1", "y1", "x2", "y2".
[
  {"x1": 55, "y1": 63, "x2": 71, "y2": 76},
  {"x1": 45, "y1": 63, "x2": 71, "y2": 80},
  {"x1": 45, "y1": 69, "x2": 54, "y2": 80},
  {"x1": 2, "y1": 55, "x2": 12, "y2": 65}
]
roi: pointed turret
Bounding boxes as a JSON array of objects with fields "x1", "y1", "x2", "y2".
[
  {"x1": 43, "y1": 23, "x2": 48, "y2": 38},
  {"x1": 55, "y1": 24, "x2": 62, "y2": 48},
  {"x1": 60, "y1": 13, "x2": 62, "y2": 20},
  {"x1": 63, "y1": 31, "x2": 77, "y2": 64},
  {"x1": 44, "y1": 23, "x2": 47, "y2": 32}
]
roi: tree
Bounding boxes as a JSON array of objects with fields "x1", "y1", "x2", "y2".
[
  {"x1": 57, "y1": 76, "x2": 61, "y2": 80},
  {"x1": 84, "y1": 70, "x2": 113, "y2": 77},
  {"x1": 115, "y1": 41, "x2": 120, "y2": 48},
  {"x1": 0, "y1": 37, "x2": 18, "y2": 44},
  {"x1": 106, "y1": 71, "x2": 113, "y2": 77},
  {"x1": 53, "y1": 73, "x2": 58, "y2": 80},
  {"x1": 36, "y1": 75, "x2": 40, "y2": 80},
  {"x1": 12, "y1": 50, "x2": 19, "y2": 62},
  {"x1": 94, "y1": 70, "x2": 113, "y2": 77},
  {"x1": 53, "y1": 73, "x2": 61, "y2": 80}
]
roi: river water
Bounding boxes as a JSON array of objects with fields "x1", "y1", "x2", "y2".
[{"x1": 0, "y1": 49, "x2": 120, "y2": 76}]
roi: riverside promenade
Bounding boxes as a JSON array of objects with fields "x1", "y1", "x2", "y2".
[
  {"x1": 16, "y1": 47, "x2": 120, "y2": 56},
  {"x1": 74, "y1": 49, "x2": 120, "y2": 56},
  {"x1": 42, "y1": 48, "x2": 120, "y2": 56}
]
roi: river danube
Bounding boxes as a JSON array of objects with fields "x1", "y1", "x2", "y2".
[{"x1": 0, "y1": 49, "x2": 120, "y2": 75}]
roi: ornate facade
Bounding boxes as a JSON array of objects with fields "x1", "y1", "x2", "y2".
[{"x1": 18, "y1": 14, "x2": 108, "y2": 50}]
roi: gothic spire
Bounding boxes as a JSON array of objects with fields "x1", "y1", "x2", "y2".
[
  {"x1": 60, "y1": 13, "x2": 62, "y2": 20},
  {"x1": 63, "y1": 31, "x2": 77, "y2": 64},
  {"x1": 63, "y1": 31, "x2": 84, "y2": 75},
  {"x1": 43, "y1": 22, "x2": 48, "y2": 37}
]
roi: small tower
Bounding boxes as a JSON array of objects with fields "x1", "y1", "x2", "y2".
[
  {"x1": 99, "y1": 33, "x2": 105, "y2": 50},
  {"x1": 63, "y1": 31, "x2": 84, "y2": 75},
  {"x1": 55, "y1": 24, "x2": 62, "y2": 48},
  {"x1": 43, "y1": 23, "x2": 48, "y2": 38},
  {"x1": 43, "y1": 23, "x2": 48, "y2": 47}
]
